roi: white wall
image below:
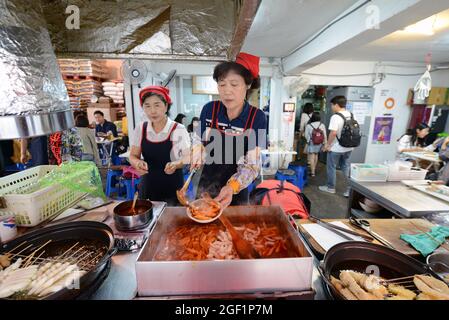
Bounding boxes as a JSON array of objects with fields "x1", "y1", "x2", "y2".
[{"x1": 298, "y1": 60, "x2": 449, "y2": 164}]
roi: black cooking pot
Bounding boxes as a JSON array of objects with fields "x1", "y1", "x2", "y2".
[
  {"x1": 319, "y1": 241, "x2": 437, "y2": 300},
  {"x1": 113, "y1": 199, "x2": 153, "y2": 231},
  {"x1": 0, "y1": 221, "x2": 116, "y2": 300}
]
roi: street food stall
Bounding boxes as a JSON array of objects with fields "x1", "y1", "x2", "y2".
[{"x1": 2, "y1": 0, "x2": 449, "y2": 306}]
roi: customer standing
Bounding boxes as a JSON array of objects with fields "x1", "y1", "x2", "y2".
[
  {"x1": 319, "y1": 96, "x2": 356, "y2": 197},
  {"x1": 299, "y1": 103, "x2": 314, "y2": 137},
  {"x1": 298, "y1": 103, "x2": 314, "y2": 164},
  {"x1": 304, "y1": 112, "x2": 326, "y2": 177}
]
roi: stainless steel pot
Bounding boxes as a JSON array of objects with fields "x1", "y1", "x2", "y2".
[
  {"x1": 319, "y1": 241, "x2": 437, "y2": 300},
  {"x1": 427, "y1": 252, "x2": 449, "y2": 282},
  {"x1": 113, "y1": 200, "x2": 153, "y2": 231}
]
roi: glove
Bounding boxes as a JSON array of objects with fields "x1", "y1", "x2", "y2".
[{"x1": 414, "y1": 69, "x2": 432, "y2": 100}]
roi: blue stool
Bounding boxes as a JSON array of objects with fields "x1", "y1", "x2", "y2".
[
  {"x1": 111, "y1": 155, "x2": 122, "y2": 166},
  {"x1": 105, "y1": 169, "x2": 123, "y2": 197},
  {"x1": 275, "y1": 169, "x2": 299, "y2": 188},
  {"x1": 121, "y1": 177, "x2": 141, "y2": 200},
  {"x1": 288, "y1": 164, "x2": 308, "y2": 190}
]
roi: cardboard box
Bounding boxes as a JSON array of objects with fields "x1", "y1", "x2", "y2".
[{"x1": 427, "y1": 87, "x2": 448, "y2": 105}]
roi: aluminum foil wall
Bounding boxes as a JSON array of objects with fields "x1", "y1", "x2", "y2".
[
  {"x1": 0, "y1": 0, "x2": 70, "y2": 116},
  {"x1": 41, "y1": 0, "x2": 236, "y2": 57}
]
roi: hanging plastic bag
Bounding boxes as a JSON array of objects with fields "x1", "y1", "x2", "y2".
[{"x1": 37, "y1": 161, "x2": 105, "y2": 199}]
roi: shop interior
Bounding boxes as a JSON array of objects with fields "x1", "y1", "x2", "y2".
[{"x1": 1, "y1": 0, "x2": 449, "y2": 301}]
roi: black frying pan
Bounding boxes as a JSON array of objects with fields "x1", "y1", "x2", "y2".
[
  {"x1": 319, "y1": 241, "x2": 437, "y2": 300},
  {"x1": 0, "y1": 221, "x2": 116, "y2": 300}
]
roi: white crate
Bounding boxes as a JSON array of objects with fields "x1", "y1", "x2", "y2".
[
  {"x1": 350, "y1": 164, "x2": 389, "y2": 182},
  {"x1": 0, "y1": 166, "x2": 86, "y2": 227},
  {"x1": 387, "y1": 167, "x2": 428, "y2": 181}
]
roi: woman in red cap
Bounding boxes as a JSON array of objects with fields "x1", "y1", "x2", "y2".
[
  {"x1": 129, "y1": 86, "x2": 190, "y2": 205},
  {"x1": 192, "y1": 52, "x2": 267, "y2": 208}
]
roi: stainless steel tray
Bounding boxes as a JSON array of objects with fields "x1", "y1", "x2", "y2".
[{"x1": 136, "y1": 205, "x2": 313, "y2": 296}]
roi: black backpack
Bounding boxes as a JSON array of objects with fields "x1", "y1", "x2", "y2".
[{"x1": 336, "y1": 112, "x2": 361, "y2": 148}]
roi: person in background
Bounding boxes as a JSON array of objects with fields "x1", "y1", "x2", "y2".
[
  {"x1": 429, "y1": 136, "x2": 449, "y2": 185},
  {"x1": 174, "y1": 113, "x2": 187, "y2": 126},
  {"x1": 20, "y1": 136, "x2": 49, "y2": 166},
  {"x1": 187, "y1": 116, "x2": 201, "y2": 144},
  {"x1": 299, "y1": 103, "x2": 314, "y2": 137},
  {"x1": 298, "y1": 102, "x2": 314, "y2": 164},
  {"x1": 304, "y1": 112, "x2": 327, "y2": 177},
  {"x1": 94, "y1": 110, "x2": 118, "y2": 138},
  {"x1": 397, "y1": 123, "x2": 435, "y2": 160},
  {"x1": 129, "y1": 86, "x2": 190, "y2": 205},
  {"x1": 62, "y1": 115, "x2": 101, "y2": 166},
  {"x1": 319, "y1": 96, "x2": 353, "y2": 197}
]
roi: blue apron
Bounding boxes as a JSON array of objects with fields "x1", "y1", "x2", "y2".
[{"x1": 197, "y1": 101, "x2": 258, "y2": 205}]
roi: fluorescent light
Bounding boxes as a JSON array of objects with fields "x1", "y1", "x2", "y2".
[{"x1": 404, "y1": 16, "x2": 436, "y2": 35}]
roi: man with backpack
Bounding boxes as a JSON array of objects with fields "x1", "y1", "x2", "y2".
[{"x1": 319, "y1": 96, "x2": 361, "y2": 197}]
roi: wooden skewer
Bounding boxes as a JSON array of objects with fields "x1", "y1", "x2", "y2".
[
  {"x1": 9, "y1": 244, "x2": 33, "y2": 259},
  {"x1": 32, "y1": 251, "x2": 46, "y2": 266},
  {"x1": 23, "y1": 240, "x2": 53, "y2": 267},
  {"x1": 5, "y1": 241, "x2": 28, "y2": 254},
  {"x1": 58, "y1": 242, "x2": 80, "y2": 260}
]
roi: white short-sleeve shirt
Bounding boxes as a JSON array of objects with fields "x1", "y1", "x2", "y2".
[
  {"x1": 131, "y1": 117, "x2": 191, "y2": 161},
  {"x1": 328, "y1": 110, "x2": 354, "y2": 153}
]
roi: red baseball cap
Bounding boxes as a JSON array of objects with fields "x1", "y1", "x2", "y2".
[
  {"x1": 139, "y1": 86, "x2": 172, "y2": 106},
  {"x1": 236, "y1": 52, "x2": 260, "y2": 79}
]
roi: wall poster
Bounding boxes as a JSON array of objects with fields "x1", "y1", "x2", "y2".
[{"x1": 372, "y1": 116, "x2": 394, "y2": 144}]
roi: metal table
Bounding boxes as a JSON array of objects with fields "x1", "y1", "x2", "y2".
[
  {"x1": 349, "y1": 179, "x2": 449, "y2": 218},
  {"x1": 90, "y1": 248, "x2": 327, "y2": 300},
  {"x1": 402, "y1": 151, "x2": 442, "y2": 170}
]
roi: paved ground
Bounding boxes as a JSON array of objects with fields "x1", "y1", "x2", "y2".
[{"x1": 302, "y1": 162, "x2": 349, "y2": 219}]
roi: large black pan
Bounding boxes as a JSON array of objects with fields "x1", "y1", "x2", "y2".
[
  {"x1": 0, "y1": 221, "x2": 116, "y2": 300},
  {"x1": 319, "y1": 241, "x2": 438, "y2": 300}
]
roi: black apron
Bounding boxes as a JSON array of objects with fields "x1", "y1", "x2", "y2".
[
  {"x1": 197, "y1": 101, "x2": 258, "y2": 205},
  {"x1": 139, "y1": 122, "x2": 184, "y2": 205}
]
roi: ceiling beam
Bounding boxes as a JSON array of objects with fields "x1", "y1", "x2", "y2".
[
  {"x1": 282, "y1": 0, "x2": 449, "y2": 74},
  {"x1": 227, "y1": 0, "x2": 262, "y2": 60}
]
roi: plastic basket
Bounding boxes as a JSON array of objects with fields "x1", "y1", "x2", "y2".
[
  {"x1": 387, "y1": 167, "x2": 428, "y2": 181},
  {"x1": 350, "y1": 164, "x2": 389, "y2": 182},
  {"x1": 0, "y1": 165, "x2": 86, "y2": 227}
]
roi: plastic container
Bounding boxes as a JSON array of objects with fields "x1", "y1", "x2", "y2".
[
  {"x1": 0, "y1": 165, "x2": 86, "y2": 227},
  {"x1": 350, "y1": 164, "x2": 389, "y2": 182},
  {"x1": 387, "y1": 167, "x2": 428, "y2": 181}
]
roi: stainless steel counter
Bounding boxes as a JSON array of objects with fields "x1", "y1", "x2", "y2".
[
  {"x1": 350, "y1": 180, "x2": 449, "y2": 218},
  {"x1": 90, "y1": 249, "x2": 327, "y2": 300}
]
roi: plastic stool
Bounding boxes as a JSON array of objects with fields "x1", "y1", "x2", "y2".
[
  {"x1": 121, "y1": 177, "x2": 142, "y2": 200},
  {"x1": 288, "y1": 164, "x2": 308, "y2": 190},
  {"x1": 275, "y1": 169, "x2": 299, "y2": 188},
  {"x1": 105, "y1": 169, "x2": 123, "y2": 197}
]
